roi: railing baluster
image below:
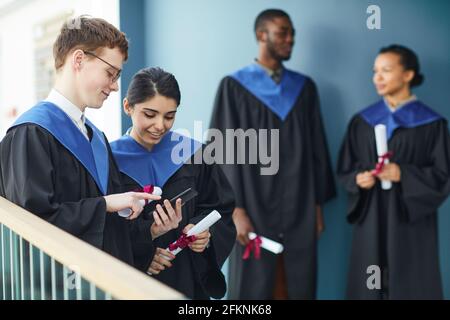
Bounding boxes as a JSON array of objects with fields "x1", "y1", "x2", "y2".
[
  {"x1": 9, "y1": 228, "x2": 14, "y2": 300},
  {"x1": 63, "y1": 265, "x2": 68, "y2": 300},
  {"x1": 76, "y1": 271, "x2": 82, "y2": 300},
  {"x1": 51, "y1": 257, "x2": 56, "y2": 300},
  {"x1": 40, "y1": 249, "x2": 45, "y2": 300},
  {"x1": 11, "y1": 229, "x2": 21, "y2": 300},
  {"x1": 1, "y1": 224, "x2": 5, "y2": 300},
  {"x1": 29, "y1": 243, "x2": 34, "y2": 300},
  {"x1": 89, "y1": 283, "x2": 96, "y2": 300},
  {"x1": 19, "y1": 236, "x2": 24, "y2": 300},
  {"x1": 13, "y1": 233, "x2": 20, "y2": 300}
]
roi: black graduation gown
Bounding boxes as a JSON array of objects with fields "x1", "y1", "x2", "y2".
[
  {"x1": 121, "y1": 148, "x2": 236, "y2": 299},
  {"x1": 209, "y1": 75, "x2": 336, "y2": 299},
  {"x1": 0, "y1": 123, "x2": 142, "y2": 265},
  {"x1": 337, "y1": 115, "x2": 450, "y2": 299}
]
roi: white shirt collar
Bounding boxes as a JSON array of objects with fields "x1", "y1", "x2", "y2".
[
  {"x1": 385, "y1": 95, "x2": 417, "y2": 113},
  {"x1": 45, "y1": 89, "x2": 85, "y2": 124}
]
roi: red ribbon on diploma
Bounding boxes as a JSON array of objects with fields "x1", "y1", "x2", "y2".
[
  {"x1": 134, "y1": 185, "x2": 155, "y2": 205},
  {"x1": 371, "y1": 152, "x2": 393, "y2": 176},
  {"x1": 242, "y1": 236, "x2": 262, "y2": 260},
  {"x1": 169, "y1": 233, "x2": 197, "y2": 251}
]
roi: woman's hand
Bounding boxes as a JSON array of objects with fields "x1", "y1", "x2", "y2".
[
  {"x1": 147, "y1": 248, "x2": 176, "y2": 275},
  {"x1": 183, "y1": 224, "x2": 211, "y2": 253},
  {"x1": 150, "y1": 199, "x2": 183, "y2": 240},
  {"x1": 377, "y1": 163, "x2": 401, "y2": 182},
  {"x1": 356, "y1": 171, "x2": 376, "y2": 190}
]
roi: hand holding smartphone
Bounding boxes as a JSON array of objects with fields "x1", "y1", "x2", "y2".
[{"x1": 144, "y1": 187, "x2": 198, "y2": 220}]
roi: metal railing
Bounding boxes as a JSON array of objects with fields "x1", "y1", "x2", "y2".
[{"x1": 0, "y1": 197, "x2": 184, "y2": 300}]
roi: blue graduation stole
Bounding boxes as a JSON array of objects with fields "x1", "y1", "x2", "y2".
[
  {"x1": 230, "y1": 63, "x2": 307, "y2": 121},
  {"x1": 360, "y1": 99, "x2": 443, "y2": 140},
  {"x1": 9, "y1": 102, "x2": 109, "y2": 195},
  {"x1": 110, "y1": 131, "x2": 203, "y2": 188}
]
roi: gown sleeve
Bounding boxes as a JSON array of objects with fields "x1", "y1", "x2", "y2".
[
  {"x1": 307, "y1": 79, "x2": 336, "y2": 204},
  {"x1": 117, "y1": 173, "x2": 155, "y2": 272},
  {"x1": 187, "y1": 160, "x2": 236, "y2": 298},
  {"x1": 209, "y1": 77, "x2": 247, "y2": 209},
  {"x1": 337, "y1": 117, "x2": 373, "y2": 224},
  {"x1": 128, "y1": 218, "x2": 155, "y2": 272},
  {"x1": 0, "y1": 124, "x2": 107, "y2": 239},
  {"x1": 399, "y1": 119, "x2": 450, "y2": 222}
]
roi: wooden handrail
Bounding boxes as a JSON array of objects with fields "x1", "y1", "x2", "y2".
[{"x1": 0, "y1": 197, "x2": 184, "y2": 300}]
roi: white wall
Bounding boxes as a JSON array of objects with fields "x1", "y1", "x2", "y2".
[{"x1": 0, "y1": 0, "x2": 122, "y2": 140}]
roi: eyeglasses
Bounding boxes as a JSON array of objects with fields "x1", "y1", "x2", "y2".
[{"x1": 83, "y1": 51, "x2": 122, "y2": 83}]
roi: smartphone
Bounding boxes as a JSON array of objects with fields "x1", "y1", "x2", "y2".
[
  {"x1": 166, "y1": 187, "x2": 198, "y2": 208},
  {"x1": 143, "y1": 187, "x2": 198, "y2": 219}
]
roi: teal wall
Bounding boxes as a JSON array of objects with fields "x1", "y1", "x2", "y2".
[{"x1": 120, "y1": 0, "x2": 450, "y2": 299}]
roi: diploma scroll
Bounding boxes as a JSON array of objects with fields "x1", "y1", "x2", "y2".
[
  {"x1": 248, "y1": 232, "x2": 284, "y2": 254},
  {"x1": 147, "y1": 210, "x2": 221, "y2": 275},
  {"x1": 167, "y1": 210, "x2": 222, "y2": 255},
  {"x1": 374, "y1": 124, "x2": 392, "y2": 190}
]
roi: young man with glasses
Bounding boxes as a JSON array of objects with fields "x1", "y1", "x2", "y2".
[{"x1": 0, "y1": 16, "x2": 181, "y2": 268}]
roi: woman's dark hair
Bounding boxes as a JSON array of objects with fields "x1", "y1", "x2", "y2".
[
  {"x1": 126, "y1": 67, "x2": 181, "y2": 106},
  {"x1": 379, "y1": 44, "x2": 424, "y2": 87}
]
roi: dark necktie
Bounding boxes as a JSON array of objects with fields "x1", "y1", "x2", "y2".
[{"x1": 271, "y1": 69, "x2": 282, "y2": 84}]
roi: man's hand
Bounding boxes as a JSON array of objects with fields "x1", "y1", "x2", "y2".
[
  {"x1": 316, "y1": 205, "x2": 325, "y2": 238},
  {"x1": 103, "y1": 192, "x2": 161, "y2": 220},
  {"x1": 232, "y1": 207, "x2": 254, "y2": 246}
]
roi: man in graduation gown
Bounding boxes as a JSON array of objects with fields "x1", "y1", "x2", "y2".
[
  {"x1": 337, "y1": 99, "x2": 450, "y2": 299},
  {"x1": 112, "y1": 129, "x2": 236, "y2": 299},
  {"x1": 209, "y1": 9, "x2": 336, "y2": 299},
  {"x1": 0, "y1": 17, "x2": 162, "y2": 268}
]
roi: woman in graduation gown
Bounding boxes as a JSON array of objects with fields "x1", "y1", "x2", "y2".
[
  {"x1": 337, "y1": 44, "x2": 450, "y2": 299},
  {"x1": 111, "y1": 67, "x2": 236, "y2": 299}
]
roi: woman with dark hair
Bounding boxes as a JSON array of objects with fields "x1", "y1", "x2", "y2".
[
  {"x1": 110, "y1": 67, "x2": 236, "y2": 299},
  {"x1": 337, "y1": 45, "x2": 450, "y2": 299}
]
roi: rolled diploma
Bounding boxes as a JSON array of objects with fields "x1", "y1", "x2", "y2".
[
  {"x1": 167, "y1": 210, "x2": 222, "y2": 255},
  {"x1": 374, "y1": 124, "x2": 392, "y2": 190},
  {"x1": 117, "y1": 186, "x2": 163, "y2": 217},
  {"x1": 248, "y1": 232, "x2": 284, "y2": 254}
]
